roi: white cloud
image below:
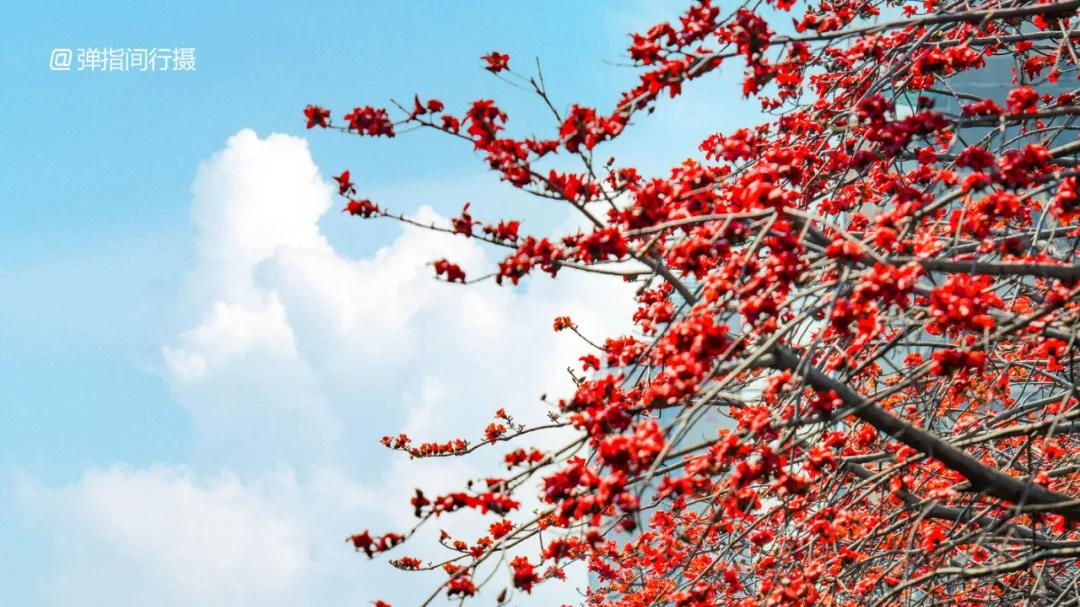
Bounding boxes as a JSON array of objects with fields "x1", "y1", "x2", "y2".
[
  {"x1": 21, "y1": 129, "x2": 636, "y2": 605},
  {"x1": 188, "y1": 129, "x2": 333, "y2": 301},
  {"x1": 18, "y1": 467, "x2": 311, "y2": 607}
]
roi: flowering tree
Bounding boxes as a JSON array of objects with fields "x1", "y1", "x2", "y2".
[{"x1": 303, "y1": 1, "x2": 1080, "y2": 605}]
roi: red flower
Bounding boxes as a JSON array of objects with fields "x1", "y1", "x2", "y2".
[
  {"x1": 433, "y1": 259, "x2": 467, "y2": 283},
  {"x1": 349, "y1": 530, "x2": 403, "y2": 557},
  {"x1": 579, "y1": 354, "x2": 601, "y2": 371},
  {"x1": 510, "y1": 556, "x2": 541, "y2": 593},
  {"x1": 1007, "y1": 86, "x2": 1039, "y2": 114},
  {"x1": 440, "y1": 115, "x2": 460, "y2": 133},
  {"x1": 1055, "y1": 176, "x2": 1080, "y2": 222},
  {"x1": 334, "y1": 170, "x2": 354, "y2": 196},
  {"x1": 572, "y1": 227, "x2": 628, "y2": 262},
  {"x1": 927, "y1": 274, "x2": 1001, "y2": 335},
  {"x1": 464, "y1": 100, "x2": 508, "y2": 149},
  {"x1": 559, "y1": 105, "x2": 624, "y2": 152},
  {"x1": 961, "y1": 98, "x2": 1003, "y2": 117},
  {"x1": 482, "y1": 219, "x2": 520, "y2": 242},
  {"x1": 954, "y1": 146, "x2": 995, "y2": 171},
  {"x1": 931, "y1": 349, "x2": 987, "y2": 375},
  {"x1": 504, "y1": 448, "x2": 545, "y2": 469},
  {"x1": 447, "y1": 574, "x2": 477, "y2": 597},
  {"x1": 484, "y1": 422, "x2": 506, "y2": 442},
  {"x1": 344, "y1": 105, "x2": 395, "y2": 137},
  {"x1": 481, "y1": 52, "x2": 510, "y2": 73},
  {"x1": 343, "y1": 199, "x2": 379, "y2": 218},
  {"x1": 496, "y1": 237, "x2": 563, "y2": 285},
  {"x1": 303, "y1": 104, "x2": 331, "y2": 129},
  {"x1": 348, "y1": 530, "x2": 373, "y2": 555},
  {"x1": 488, "y1": 519, "x2": 513, "y2": 539},
  {"x1": 451, "y1": 203, "x2": 478, "y2": 237}
]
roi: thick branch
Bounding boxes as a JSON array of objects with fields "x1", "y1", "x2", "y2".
[{"x1": 770, "y1": 345, "x2": 1080, "y2": 522}]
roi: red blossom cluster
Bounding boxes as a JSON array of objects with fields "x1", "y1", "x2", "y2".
[
  {"x1": 302, "y1": 1, "x2": 1080, "y2": 605},
  {"x1": 349, "y1": 530, "x2": 404, "y2": 558},
  {"x1": 381, "y1": 433, "x2": 468, "y2": 458},
  {"x1": 927, "y1": 274, "x2": 1003, "y2": 335},
  {"x1": 482, "y1": 219, "x2": 520, "y2": 242},
  {"x1": 343, "y1": 198, "x2": 379, "y2": 217},
  {"x1": 496, "y1": 236, "x2": 562, "y2": 285},
  {"x1": 343, "y1": 105, "x2": 395, "y2": 137},
  {"x1": 415, "y1": 490, "x2": 521, "y2": 517},
  {"x1": 433, "y1": 259, "x2": 466, "y2": 283},
  {"x1": 509, "y1": 556, "x2": 540, "y2": 592},
  {"x1": 930, "y1": 348, "x2": 987, "y2": 376},
  {"x1": 504, "y1": 447, "x2": 546, "y2": 469}
]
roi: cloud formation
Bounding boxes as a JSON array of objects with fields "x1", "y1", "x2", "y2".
[{"x1": 22, "y1": 129, "x2": 636, "y2": 605}]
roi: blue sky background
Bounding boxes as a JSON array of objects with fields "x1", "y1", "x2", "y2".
[{"x1": 0, "y1": 2, "x2": 762, "y2": 604}]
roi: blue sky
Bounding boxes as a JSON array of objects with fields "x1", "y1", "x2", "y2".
[{"x1": 0, "y1": 2, "x2": 761, "y2": 604}]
